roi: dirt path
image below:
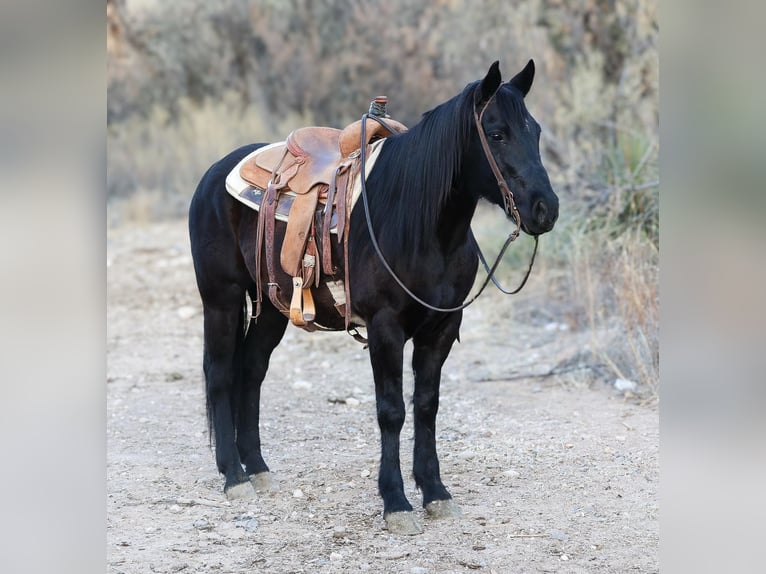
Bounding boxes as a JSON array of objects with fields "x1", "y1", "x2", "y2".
[{"x1": 107, "y1": 220, "x2": 658, "y2": 573}]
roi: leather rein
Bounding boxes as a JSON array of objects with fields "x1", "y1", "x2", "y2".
[{"x1": 357, "y1": 85, "x2": 537, "y2": 313}]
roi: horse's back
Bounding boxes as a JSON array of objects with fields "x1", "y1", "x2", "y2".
[{"x1": 189, "y1": 143, "x2": 267, "y2": 298}]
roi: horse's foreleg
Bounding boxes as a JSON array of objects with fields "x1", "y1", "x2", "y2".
[
  {"x1": 202, "y1": 292, "x2": 252, "y2": 499},
  {"x1": 236, "y1": 299, "x2": 288, "y2": 491},
  {"x1": 412, "y1": 312, "x2": 463, "y2": 519},
  {"x1": 367, "y1": 310, "x2": 422, "y2": 534}
]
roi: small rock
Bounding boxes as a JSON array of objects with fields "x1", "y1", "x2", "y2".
[
  {"x1": 332, "y1": 526, "x2": 347, "y2": 538},
  {"x1": 614, "y1": 378, "x2": 638, "y2": 392},
  {"x1": 503, "y1": 470, "x2": 520, "y2": 478},
  {"x1": 177, "y1": 306, "x2": 197, "y2": 320},
  {"x1": 330, "y1": 552, "x2": 343, "y2": 561},
  {"x1": 193, "y1": 519, "x2": 212, "y2": 530},
  {"x1": 549, "y1": 529, "x2": 569, "y2": 542},
  {"x1": 494, "y1": 501, "x2": 503, "y2": 507},
  {"x1": 293, "y1": 488, "x2": 304, "y2": 498},
  {"x1": 237, "y1": 518, "x2": 259, "y2": 532},
  {"x1": 345, "y1": 397, "x2": 360, "y2": 406},
  {"x1": 560, "y1": 554, "x2": 569, "y2": 561},
  {"x1": 360, "y1": 469, "x2": 371, "y2": 478},
  {"x1": 292, "y1": 380, "x2": 312, "y2": 390}
]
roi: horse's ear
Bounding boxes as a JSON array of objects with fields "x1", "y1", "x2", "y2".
[
  {"x1": 508, "y1": 59, "x2": 535, "y2": 97},
  {"x1": 477, "y1": 61, "x2": 502, "y2": 106}
]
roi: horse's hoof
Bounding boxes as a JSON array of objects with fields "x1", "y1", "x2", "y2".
[
  {"x1": 384, "y1": 511, "x2": 423, "y2": 535},
  {"x1": 249, "y1": 472, "x2": 279, "y2": 492},
  {"x1": 224, "y1": 481, "x2": 255, "y2": 500},
  {"x1": 425, "y1": 498, "x2": 462, "y2": 519}
]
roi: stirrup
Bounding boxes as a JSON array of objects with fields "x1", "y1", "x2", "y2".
[
  {"x1": 289, "y1": 276, "x2": 316, "y2": 326},
  {"x1": 289, "y1": 277, "x2": 306, "y2": 326}
]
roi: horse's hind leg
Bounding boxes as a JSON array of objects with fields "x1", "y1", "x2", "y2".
[
  {"x1": 201, "y1": 285, "x2": 253, "y2": 499},
  {"x1": 236, "y1": 296, "x2": 288, "y2": 491},
  {"x1": 412, "y1": 312, "x2": 463, "y2": 519}
]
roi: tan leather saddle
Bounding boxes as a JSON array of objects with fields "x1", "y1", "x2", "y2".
[
  {"x1": 240, "y1": 116, "x2": 407, "y2": 198},
  {"x1": 239, "y1": 105, "x2": 407, "y2": 329}
]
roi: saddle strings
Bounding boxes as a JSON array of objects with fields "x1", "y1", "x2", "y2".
[{"x1": 357, "y1": 86, "x2": 537, "y2": 313}]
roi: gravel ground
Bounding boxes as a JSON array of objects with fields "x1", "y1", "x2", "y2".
[{"x1": 107, "y1": 220, "x2": 658, "y2": 573}]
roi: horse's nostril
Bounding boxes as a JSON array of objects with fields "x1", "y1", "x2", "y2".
[{"x1": 533, "y1": 199, "x2": 548, "y2": 225}]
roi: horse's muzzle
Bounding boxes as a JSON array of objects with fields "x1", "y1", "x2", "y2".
[
  {"x1": 530, "y1": 195, "x2": 559, "y2": 235},
  {"x1": 519, "y1": 192, "x2": 559, "y2": 235}
]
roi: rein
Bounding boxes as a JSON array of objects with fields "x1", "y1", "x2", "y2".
[
  {"x1": 471, "y1": 232, "x2": 538, "y2": 295},
  {"x1": 357, "y1": 87, "x2": 537, "y2": 313}
]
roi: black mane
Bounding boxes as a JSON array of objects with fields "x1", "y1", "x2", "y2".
[{"x1": 361, "y1": 81, "x2": 480, "y2": 259}]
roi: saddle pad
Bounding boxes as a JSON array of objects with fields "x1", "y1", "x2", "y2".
[{"x1": 225, "y1": 140, "x2": 385, "y2": 233}]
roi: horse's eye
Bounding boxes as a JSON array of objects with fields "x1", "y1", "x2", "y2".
[{"x1": 489, "y1": 132, "x2": 504, "y2": 142}]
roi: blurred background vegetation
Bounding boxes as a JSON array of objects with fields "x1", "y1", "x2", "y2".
[{"x1": 107, "y1": 0, "x2": 658, "y2": 393}]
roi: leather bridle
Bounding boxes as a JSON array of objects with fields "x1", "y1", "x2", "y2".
[
  {"x1": 472, "y1": 85, "x2": 539, "y2": 295},
  {"x1": 357, "y1": 84, "x2": 537, "y2": 313}
]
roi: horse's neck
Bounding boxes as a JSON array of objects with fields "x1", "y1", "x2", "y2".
[{"x1": 435, "y1": 185, "x2": 478, "y2": 255}]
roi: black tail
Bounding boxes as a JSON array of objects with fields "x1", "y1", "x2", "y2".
[{"x1": 203, "y1": 297, "x2": 248, "y2": 448}]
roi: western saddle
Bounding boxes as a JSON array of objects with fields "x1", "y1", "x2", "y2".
[{"x1": 238, "y1": 98, "x2": 407, "y2": 331}]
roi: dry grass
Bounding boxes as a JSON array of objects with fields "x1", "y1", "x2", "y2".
[
  {"x1": 108, "y1": 93, "x2": 285, "y2": 225},
  {"x1": 573, "y1": 229, "x2": 659, "y2": 395}
]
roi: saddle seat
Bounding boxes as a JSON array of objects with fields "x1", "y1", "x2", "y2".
[{"x1": 240, "y1": 117, "x2": 407, "y2": 196}]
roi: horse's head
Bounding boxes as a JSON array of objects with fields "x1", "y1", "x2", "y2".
[{"x1": 469, "y1": 60, "x2": 559, "y2": 236}]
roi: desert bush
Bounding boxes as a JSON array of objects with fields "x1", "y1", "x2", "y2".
[{"x1": 108, "y1": 0, "x2": 658, "y2": 196}]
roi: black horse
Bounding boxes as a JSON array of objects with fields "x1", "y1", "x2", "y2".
[{"x1": 189, "y1": 61, "x2": 558, "y2": 534}]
